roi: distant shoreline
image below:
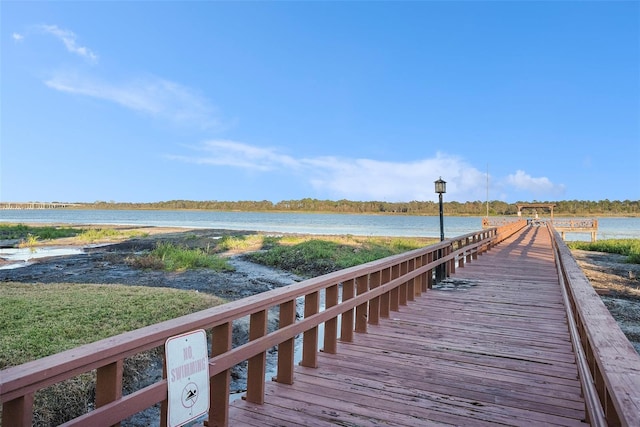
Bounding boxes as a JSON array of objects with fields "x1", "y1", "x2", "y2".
[{"x1": 2, "y1": 199, "x2": 638, "y2": 218}]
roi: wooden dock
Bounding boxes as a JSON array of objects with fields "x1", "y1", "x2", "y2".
[
  {"x1": 227, "y1": 226, "x2": 587, "y2": 426},
  {"x1": 4, "y1": 221, "x2": 639, "y2": 426}
]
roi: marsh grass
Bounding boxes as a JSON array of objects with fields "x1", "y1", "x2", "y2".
[
  {"x1": 568, "y1": 239, "x2": 640, "y2": 264},
  {"x1": 0, "y1": 223, "x2": 81, "y2": 241},
  {"x1": 217, "y1": 234, "x2": 265, "y2": 251},
  {"x1": 248, "y1": 235, "x2": 436, "y2": 277},
  {"x1": 17, "y1": 233, "x2": 39, "y2": 250},
  {"x1": 76, "y1": 228, "x2": 147, "y2": 243},
  {"x1": 139, "y1": 242, "x2": 234, "y2": 272}
]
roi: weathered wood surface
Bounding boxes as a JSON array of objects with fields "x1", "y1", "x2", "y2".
[{"x1": 227, "y1": 226, "x2": 588, "y2": 426}]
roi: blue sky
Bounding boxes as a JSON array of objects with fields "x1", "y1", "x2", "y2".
[{"x1": 2, "y1": 1, "x2": 638, "y2": 204}]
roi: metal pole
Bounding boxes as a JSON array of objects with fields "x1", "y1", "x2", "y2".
[
  {"x1": 438, "y1": 192, "x2": 444, "y2": 281},
  {"x1": 439, "y1": 193, "x2": 444, "y2": 242}
]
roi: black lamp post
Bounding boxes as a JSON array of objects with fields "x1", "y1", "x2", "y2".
[
  {"x1": 434, "y1": 177, "x2": 446, "y2": 281},
  {"x1": 434, "y1": 177, "x2": 446, "y2": 241}
]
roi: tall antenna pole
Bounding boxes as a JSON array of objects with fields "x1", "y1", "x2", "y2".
[{"x1": 486, "y1": 164, "x2": 489, "y2": 217}]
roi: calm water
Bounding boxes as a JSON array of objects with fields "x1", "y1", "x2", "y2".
[{"x1": 1, "y1": 209, "x2": 639, "y2": 240}]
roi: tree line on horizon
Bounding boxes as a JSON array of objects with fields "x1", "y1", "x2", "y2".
[{"x1": 80, "y1": 199, "x2": 639, "y2": 216}]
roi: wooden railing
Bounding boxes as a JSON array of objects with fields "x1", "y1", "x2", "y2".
[
  {"x1": 552, "y1": 218, "x2": 599, "y2": 242},
  {"x1": 550, "y1": 225, "x2": 640, "y2": 426},
  {"x1": 481, "y1": 216, "x2": 523, "y2": 228},
  {"x1": 0, "y1": 222, "x2": 527, "y2": 426}
]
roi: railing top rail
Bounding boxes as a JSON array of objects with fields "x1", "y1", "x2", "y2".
[{"x1": 550, "y1": 227, "x2": 640, "y2": 426}]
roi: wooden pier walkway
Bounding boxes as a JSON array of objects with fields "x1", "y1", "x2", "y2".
[
  {"x1": 4, "y1": 221, "x2": 639, "y2": 426},
  {"x1": 227, "y1": 226, "x2": 587, "y2": 426}
]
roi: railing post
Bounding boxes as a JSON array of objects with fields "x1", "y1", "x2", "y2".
[
  {"x1": 323, "y1": 285, "x2": 339, "y2": 354},
  {"x1": 380, "y1": 268, "x2": 391, "y2": 318},
  {"x1": 340, "y1": 279, "x2": 355, "y2": 342},
  {"x1": 399, "y1": 262, "x2": 408, "y2": 306},
  {"x1": 472, "y1": 235, "x2": 478, "y2": 260},
  {"x1": 246, "y1": 310, "x2": 268, "y2": 403},
  {"x1": 96, "y1": 360, "x2": 123, "y2": 427},
  {"x1": 301, "y1": 292, "x2": 320, "y2": 368},
  {"x1": 427, "y1": 251, "x2": 434, "y2": 289},
  {"x1": 407, "y1": 259, "x2": 416, "y2": 302},
  {"x1": 355, "y1": 275, "x2": 369, "y2": 333},
  {"x1": 276, "y1": 300, "x2": 296, "y2": 383},
  {"x1": 2, "y1": 394, "x2": 34, "y2": 427},
  {"x1": 390, "y1": 265, "x2": 400, "y2": 311},
  {"x1": 414, "y1": 256, "x2": 423, "y2": 297},
  {"x1": 448, "y1": 244, "x2": 455, "y2": 275},
  {"x1": 209, "y1": 322, "x2": 232, "y2": 427},
  {"x1": 368, "y1": 271, "x2": 381, "y2": 325}
]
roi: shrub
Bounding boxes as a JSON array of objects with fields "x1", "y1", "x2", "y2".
[
  {"x1": 568, "y1": 239, "x2": 640, "y2": 264},
  {"x1": 150, "y1": 242, "x2": 234, "y2": 271}
]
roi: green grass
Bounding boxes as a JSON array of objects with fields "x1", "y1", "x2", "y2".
[
  {"x1": 217, "y1": 234, "x2": 266, "y2": 251},
  {"x1": 247, "y1": 235, "x2": 435, "y2": 277},
  {"x1": 0, "y1": 282, "x2": 224, "y2": 369},
  {"x1": 0, "y1": 223, "x2": 82, "y2": 241},
  {"x1": 568, "y1": 239, "x2": 640, "y2": 264},
  {"x1": 76, "y1": 228, "x2": 147, "y2": 242},
  {"x1": 0, "y1": 223, "x2": 149, "y2": 244},
  {"x1": 138, "y1": 242, "x2": 234, "y2": 272}
]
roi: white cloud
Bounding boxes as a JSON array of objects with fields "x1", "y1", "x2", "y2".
[
  {"x1": 38, "y1": 24, "x2": 98, "y2": 63},
  {"x1": 170, "y1": 142, "x2": 492, "y2": 202},
  {"x1": 506, "y1": 170, "x2": 565, "y2": 196},
  {"x1": 168, "y1": 140, "x2": 298, "y2": 171},
  {"x1": 12, "y1": 33, "x2": 24, "y2": 41},
  {"x1": 45, "y1": 73, "x2": 220, "y2": 129}
]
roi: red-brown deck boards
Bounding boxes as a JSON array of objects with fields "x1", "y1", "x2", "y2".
[{"x1": 228, "y1": 226, "x2": 588, "y2": 426}]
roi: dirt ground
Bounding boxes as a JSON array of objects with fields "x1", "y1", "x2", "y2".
[{"x1": 0, "y1": 227, "x2": 302, "y2": 300}]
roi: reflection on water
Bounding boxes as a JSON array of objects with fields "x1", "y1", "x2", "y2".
[{"x1": 0, "y1": 247, "x2": 84, "y2": 269}]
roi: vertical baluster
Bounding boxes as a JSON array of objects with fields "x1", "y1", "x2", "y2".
[
  {"x1": 399, "y1": 262, "x2": 408, "y2": 306},
  {"x1": 426, "y1": 251, "x2": 434, "y2": 289},
  {"x1": 390, "y1": 265, "x2": 400, "y2": 311},
  {"x1": 380, "y1": 268, "x2": 391, "y2": 318},
  {"x1": 449, "y1": 244, "x2": 456, "y2": 275},
  {"x1": 96, "y1": 360, "x2": 123, "y2": 427},
  {"x1": 407, "y1": 259, "x2": 416, "y2": 302},
  {"x1": 323, "y1": 285, "x2": 339, "y2": 354},
  {"x1": 246, "y1": 310, "x2": 268, "y2": 404},
  {"x1": 2, "y1": 394, "x2": 34, "y2": 427},
  {"x1": 355, "y1": 275, "x2": 369, "y2": 333},
  {"x1": 209, "y1": 322, "x2": 232, "y2": 427},
  {"x1": 414, "y1": 256, "x2": 423, "y2": 297},
  {"x1": 340, "y1": 279, "x2": 355, "y2": 342},
  {"x1": 369, "y1": 271, "x2": 381, "y2": 325},
  {"x1": 301, "y1": 292, "x2": 319, "y2": 368},
  {"x1": 471, "y1": 234, "x2": 478, "y2": 261},
  {"x1": 276, "y1": 300, "x2": 296, "y2": 383}
]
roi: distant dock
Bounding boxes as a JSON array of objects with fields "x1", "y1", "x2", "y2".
[{"x1": 0, "y1": 202, "x2": 78, "y2": 210}]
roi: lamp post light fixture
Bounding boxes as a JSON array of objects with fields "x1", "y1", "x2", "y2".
[
  {"x1": 434, "y1": 177, "x2": 446, "y2": 281},
  {"x1": 434, "y1": 177, "x2": 446, "y2": 241}
]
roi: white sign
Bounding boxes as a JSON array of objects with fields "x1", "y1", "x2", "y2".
[{"x1": 165, "y1": 329, "x2": 210, "y2": 427}]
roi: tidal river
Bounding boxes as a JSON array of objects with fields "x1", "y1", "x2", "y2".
[{"x1": 0, "y1": 209, "x2": 639, "y2": 240}]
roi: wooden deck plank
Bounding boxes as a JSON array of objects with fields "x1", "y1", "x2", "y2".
[{"x1": 228, "y1": 226, "x2": 589, "y2": 426}]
